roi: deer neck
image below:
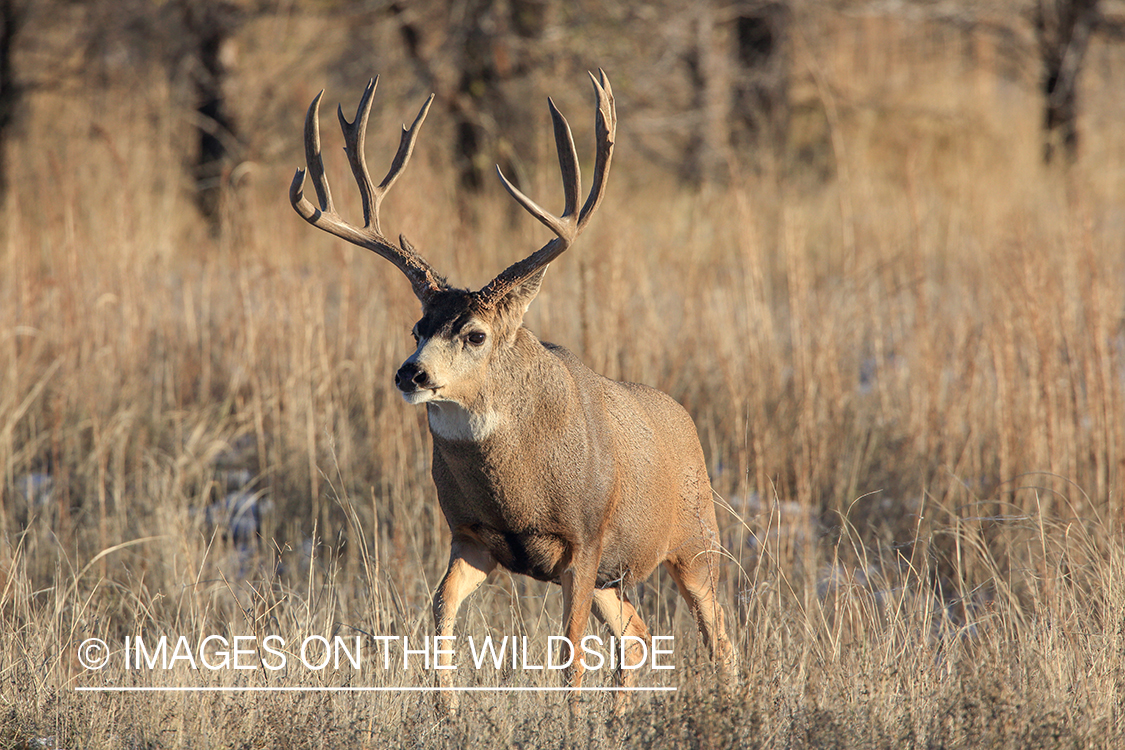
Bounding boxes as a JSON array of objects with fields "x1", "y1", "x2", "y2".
[{"x1": 426, "y1": 401, "x2": 505, "y2": 442}]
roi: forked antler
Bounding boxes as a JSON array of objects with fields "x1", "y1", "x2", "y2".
[
  {"x1": 289, "y1": 78, "x2": 446, "y2": 301},
  {"x1": 477, "y1": 70, "x2": 616, "y2": 308}
]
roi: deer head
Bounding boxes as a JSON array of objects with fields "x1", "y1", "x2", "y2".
[{"x1": 290, "y1": 73, "x2": 614, "y2": 418}]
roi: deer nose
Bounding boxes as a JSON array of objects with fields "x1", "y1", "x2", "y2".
[{"x1": 394, "y1": 362, "x2": 430, "y2": 391}]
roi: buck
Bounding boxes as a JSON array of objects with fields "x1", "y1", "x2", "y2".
[{"x1": 290, "y1": 72, "x2": 735, "y2": 702}]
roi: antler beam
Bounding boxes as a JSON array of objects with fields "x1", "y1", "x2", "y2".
[
  {"x1": 289, "y1": 78, "x2": 446, "y2": 301},
  {"x1": 477, "y1": 70, "x2": 616, "y2": 307}
]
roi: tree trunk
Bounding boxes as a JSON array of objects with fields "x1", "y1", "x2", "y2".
[
  {"x1": 681, "y1": 2, "x2": 731, "y2": 186},
  {"x1": 730, "y1": 2, "x2": 790, "y2": 167},
  {"x1": 1037, "y1": 0, "x2": 1100, "y2": 164},
  {"x1": 393, "y1": 0, "x2": 547, "y2": 196},
  {"x1": 0, "y1": 0, "x2": 22, "y2": 208},
  {"x1": 178, "y1": 0, "x2": 241, "y2": 228}
]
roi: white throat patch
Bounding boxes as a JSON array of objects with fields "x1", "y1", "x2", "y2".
[{"x1": 427, "y1": 402, "x2": 503, "y2": 442}]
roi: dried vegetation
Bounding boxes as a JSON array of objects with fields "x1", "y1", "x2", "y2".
[{"x1": 2, "y1": 4, "x2": 1124, "y2": 748}]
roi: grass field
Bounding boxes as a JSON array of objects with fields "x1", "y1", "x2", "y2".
[{"x1": 2, "y1": 7, "x2": 1124, "y2": 749}]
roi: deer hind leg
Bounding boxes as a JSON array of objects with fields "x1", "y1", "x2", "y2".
[
  {"x1": 664, "y1": 552, "x2": 737, "y2": 679},
  {"x1": 591, "y1": 587, "x2": 652, "y2": 687},
  {"x1": 432, "y1": 538, "x2": 496, "y2": 712},
  {"x1": 592, "y1": 587, "x2": 652, "y2": 716}
]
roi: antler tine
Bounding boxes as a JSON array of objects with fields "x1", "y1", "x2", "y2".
[
  {"x1": 378, "y1": 93, "x2": 436, "y2": 197},
  {"x1": 577, "y1": 70, "x2": 616, "y2": 232},
  {"x1": 480, "y1": 71, "x2": 616, "y2": 308},
  {"x1": 290, "y1": 81, "x2": 445, "y2": 302},
  {"x1": 495, "y1": 97, "x2": 580, "y2": 241},
  {"x1": 298, "y1": 90, "x2": 333, "y2": 214},
  {"x1": 552, "y1": 98, "x2": 582, "y2": 224},
  {"x1": 337, "y1": 78, "x2": 379, "y2": 232}
]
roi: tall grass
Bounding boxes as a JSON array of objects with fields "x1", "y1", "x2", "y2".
[{"x1": 2, "y1": 9, "x2": 1123, "y2": 748}]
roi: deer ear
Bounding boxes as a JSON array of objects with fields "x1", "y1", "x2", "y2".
[{"x1": 496, "y1": 266, "x2": 548, "y2": 320}]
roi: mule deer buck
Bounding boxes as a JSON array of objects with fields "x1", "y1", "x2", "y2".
[{"x1": 290, "y1": 72, "x2": 735, "y2": 703}]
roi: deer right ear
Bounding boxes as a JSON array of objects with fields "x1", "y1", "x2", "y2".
[{"x1": 495, "y1": 266, "x2": 548, "y2": 320}]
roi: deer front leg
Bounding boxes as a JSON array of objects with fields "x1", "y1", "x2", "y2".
[
  {"x1": 433, "y1": 537, "x2": 496, "y2": 712},
  {"x1": 559, "y1": 552, "x2": 600, "y2": 692}
]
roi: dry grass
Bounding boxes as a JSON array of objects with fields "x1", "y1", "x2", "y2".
[{"x1": 2, "y1": 8, "x2": 1124, "y2": 749}]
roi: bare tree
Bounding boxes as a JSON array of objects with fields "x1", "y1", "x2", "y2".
[
  {"x1": 0, "y1": 0, "x2": 28, "y2": 207},
  {"x1": 1036, "y1": 0, "x2": 1100, "y2": 164},
  {"x1": 730, "y1": 1, "x2": 790, "y2": 165},
  {"x1": 85, "y1": 0, "x2": 247, "y2": 228},
  {"x1": 681, "y1": 2, "x2": 729, "y2": 185},
  {"x1": 172, "y1": 0, "x2": 244, "y2": 227},
  {"x1": 391, "y1": 0, "x2": 548, "y2": 193},
  {"x1": 680, "y1": 0, "x2": 791, "y2": 185},
  {"x1": 0, "y1": 0, "x2": 92, "y2": 208}
]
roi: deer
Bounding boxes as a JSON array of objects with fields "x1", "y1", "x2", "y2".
[{"x1": 289, "y1": 72, "x2": 736, "y2": 706}]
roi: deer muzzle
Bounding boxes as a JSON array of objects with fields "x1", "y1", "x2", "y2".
[{"x1": 394, "y1": 361, "x2": 432, "y2": 394}]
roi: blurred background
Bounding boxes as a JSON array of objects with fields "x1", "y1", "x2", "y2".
[{"x1": 2, "y1": 1, "x2": 1124, "y2": 746}]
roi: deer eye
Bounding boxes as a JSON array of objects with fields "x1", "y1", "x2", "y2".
[{"x1": 466, "y1": 331, "x2": 486, "y2": 346}]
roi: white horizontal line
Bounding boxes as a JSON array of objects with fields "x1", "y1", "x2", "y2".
[{"x1": 75, "y1": 686, "x2": 676, "y2": 693}]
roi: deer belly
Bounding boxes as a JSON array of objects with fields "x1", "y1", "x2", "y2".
[{"x1": 471, "y1": 526, "x2": 568, "y2": 583}]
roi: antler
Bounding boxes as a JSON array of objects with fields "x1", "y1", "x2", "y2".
[
  {"x1": 477, "y1": 70, "x2": 616, "y2": 308},
  {"x1": 289, "y1": 78, "x2": 446, "y2": 302}
]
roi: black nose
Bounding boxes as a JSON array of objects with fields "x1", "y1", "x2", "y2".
[{"x1": 394, "y1": 362, "x2": 430, "y2": 391}]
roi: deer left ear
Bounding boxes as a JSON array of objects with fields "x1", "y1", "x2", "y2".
[{"x1": 495, "y1": 266, "x2": 547, "y2": 321}]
